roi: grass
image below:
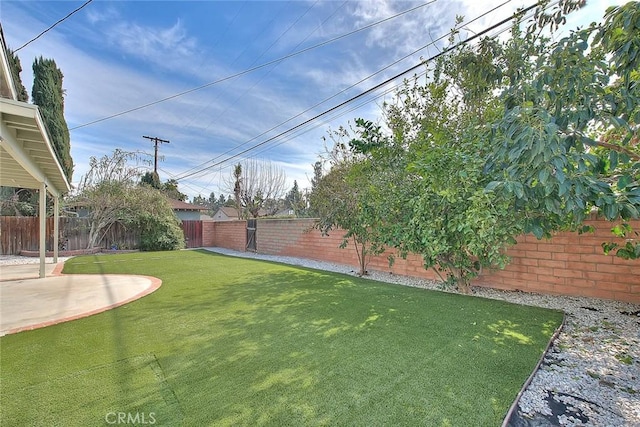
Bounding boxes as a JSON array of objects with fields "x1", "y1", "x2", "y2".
[{"x1": 0, "y1": 250, "x2": 563, "y2": 426}]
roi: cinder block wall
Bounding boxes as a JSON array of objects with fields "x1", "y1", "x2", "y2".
[
  {"x1": 207, "y1": 217, "x2": 640, "y2": 303},
  {"x1": 474, "y1": 216, "x2": 640, "y2": 302},
  {"x1": 202, "y1": 221, "x2": 215, "y2": 247},
  {"x1": 211, "y1": 220, "x2": 247, "y2": 252}
]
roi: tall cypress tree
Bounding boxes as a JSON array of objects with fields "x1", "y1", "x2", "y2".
[
  {"x1": 32, "y1": 57, "x2": 73, "y2": 180},
  {"x1": 6, "y1": 48, "x2": 28, "y2": 101}
]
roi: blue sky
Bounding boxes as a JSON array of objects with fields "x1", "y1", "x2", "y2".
[{"x1": 1, "y1": 0, "x2": 624, "y2": 201}]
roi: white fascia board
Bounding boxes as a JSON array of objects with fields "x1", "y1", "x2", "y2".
[
  {"x1": 1, "y1": 98, "x2": 70, "y2": 195},
  {"x1": 0, "y1": 37, "x2": 18, "y2": 100}
]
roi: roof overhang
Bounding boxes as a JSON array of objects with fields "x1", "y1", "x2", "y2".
[{"x1": 0, "y1": 98, "x2": 71, "y2": 197}]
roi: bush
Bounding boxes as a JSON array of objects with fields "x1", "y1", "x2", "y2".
[{"x1": 138, "y1": 213, "x2": 185, "y2": 251}]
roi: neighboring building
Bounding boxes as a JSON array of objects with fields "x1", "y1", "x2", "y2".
[
  {"x1": 211, "y1": 206, "x2": 269, "y2": 221},
  {"x1": 274, "y1": 208, "x2": 296, "y2": 217},
  {"x1": 170, "y1": 199, "x2": 211, "y2": 221},
  {"x1": 212, "y1": 207, "x2": 241, "y2": 221}
]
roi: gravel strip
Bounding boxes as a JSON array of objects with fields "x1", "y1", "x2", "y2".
[
  {"x1": 0, "y1": 255, "x2": 73, "y2": 266},
  {"x1": 2, "y1": 250, "x2": 637, "y2": 425}
]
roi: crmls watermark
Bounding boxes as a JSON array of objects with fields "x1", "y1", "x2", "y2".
[{"x1": 105, "y1": 412, "x2": 156, "y2": 425}]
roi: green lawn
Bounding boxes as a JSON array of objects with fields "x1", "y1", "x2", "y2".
[{"x1": 0, "y1": 250, "x2": 562, "y2": 426}]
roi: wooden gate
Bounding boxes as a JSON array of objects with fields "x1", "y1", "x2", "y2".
[
  {"x1": 181, "y1": 220, "x2": 203, "y2": 248},
  {"x1": 246, "y1": 219, "x2": 257, "y2": 252}
]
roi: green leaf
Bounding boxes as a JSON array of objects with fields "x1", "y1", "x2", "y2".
[
  {"x1": 610, "y1": 151, "x2": 619, "y2": 170},
  {"x1": 484, "y1": 181, "x2": 501, "y2": 192},
  {"x1": 538, "y1": 169, "x2": 550, "y2": 184},
  {"x1": 513, "y1": 182, "x2": 524, "y2": 199},
  {"x1": 617, "y1": 174, "x2": 632, "y2": 190}
]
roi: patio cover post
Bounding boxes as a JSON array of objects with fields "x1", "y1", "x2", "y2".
[
  {"x1": 53, "y1": 195, "x2": 59, "y2": 262},
  {"x1": 39, "y1": 182, "x2": 46, "y2": 278}
]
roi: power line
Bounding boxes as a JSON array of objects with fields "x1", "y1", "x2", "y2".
[
  {"x1": 175, "y1": 0, "x2": 354, "y2": 179},
  {"x1": 15, "y1": 0, "x2": 94, "y2": 52},
  {"x1": 174, "y1": 0, "x2": 532, "y2": 182},
  {"x1": 69, "y1": 0, "x2": 438, "y2": 131},
  {"x1": 181, "y1": 0, "x2": 325, "y2": 133},
  {"x1": 178, "y1": 0, "x2": 512, "y2": 180}
]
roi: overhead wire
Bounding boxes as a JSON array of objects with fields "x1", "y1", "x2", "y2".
[
  {"x1": 173, "y1": 0, "x2": 532, "y2": 183},
  {"x1": 248, "y1": 1, "x2": 547, "y2": 160},
  {"x1": 15, "y1": 0, "x2": 94, "y2": 52},
  {"x1": 192, "y1": 0, "x2": 333, "y2": 192},
  {"x1": 175, "y1": 0, "x2": 352, "y2": 179},
  {"x1": 197, "y1": 0, "x2": 343, "y2": 136},
  {"x1": 174, "y1": 0, "x2": 510, "y2": 181},
  {"x1": 180, "y1": 0, "x2": 296, "y2": 131},
  {"x1": 69, "y1": 0, "x2": 439, "y2": 131}
]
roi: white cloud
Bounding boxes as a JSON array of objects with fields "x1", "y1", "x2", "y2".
[{"x1": 108, "y1": 19, "x2": 199, "y2": 70}]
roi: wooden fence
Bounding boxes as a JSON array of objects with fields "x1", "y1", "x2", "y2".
[
  {"x1": 0, "y1": 216, "x2": 140, "y2": 255},
  {"x1": 0, "y1": 216, "x2": 205, "y2": 254},
  {"x1": 181, "y1": 220, "x2": 202, "y2": 248}
]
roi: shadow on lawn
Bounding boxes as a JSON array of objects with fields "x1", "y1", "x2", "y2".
[
  {"x1": 14, "y1": 250, "x2": 560, "y2": 426},
  {"x1": 135, "y1": 253, "x2": 559, "y2": 426}
]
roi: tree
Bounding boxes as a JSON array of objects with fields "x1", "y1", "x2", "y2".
[
  {"x1": 140, "y1": 171, "x2": 161, "y2": 189},
  {"x1": 0, "y1": 188, "x2": 37, "y2": 216},
  {"x1": 307, "y1": 161, "x2": 324, "y2": 217},
  {"x1": 285, "y1": 180, "x2": 305, "y2": 216},
  {"x1": 338, "y1": 1, "x2": 640, "y2": 292},
  {"x1": 483, "y1": 1, "x2": 640, "y2": 258},
  {"x1": 232, "y1": 163, "x2": 242, "y2": 219},
  {"x1": 133, "y1": 187, "x2": 185, "y2": 251},
  {"x1": 73, "y1": 149, "x2": 184, "y2": 250},
  {"x1": 342, "y1": 24, "x2": 525, "y2": 291},
  {"x1": 1, "y1": 47, "x2": 33, "y2": 214},
  {"x1": 6, "y1": 48, "x2": 28, "y2": 101},
  {"x1": 32, "y1": 57, "x2": 73, "y2": 180},
  {"x1": 226, "y1": 159, "x2": 287, "y2": 218},
  {"x1": 162, "y1": 179, "x2": 187, "y2": 202},
  {"x1": 310, "y1": 125, "x2": 387, "y2": 276},
  {"x1": 141, "y1": 173, "x2": 187, "y2": 201}
]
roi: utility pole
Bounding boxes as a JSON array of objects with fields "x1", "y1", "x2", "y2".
[{"x1": 142, "y1": 135, "x2": 170, "y2": 175}]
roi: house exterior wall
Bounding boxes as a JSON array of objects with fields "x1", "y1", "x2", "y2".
[
  {"x1": 175, "y1": 211, "x2": 203, "y2": 221},
  {"x1": 205, "y1": 217, "x2": 640, "y2": 303}
]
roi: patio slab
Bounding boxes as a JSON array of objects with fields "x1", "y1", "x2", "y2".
[{"x1": 0, "y1": 263, "x2": 161, "y2": 336}]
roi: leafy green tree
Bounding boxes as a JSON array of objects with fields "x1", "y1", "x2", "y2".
[
  {"x1": 133, "y1": 187, "x2": 185, "y2": 251},
  {"x1": 193, "y1": 192, "x2": 228, "y2": 216},
  {"x1": 484, "y1": 1, "x2": 640, "y2": 258},
  {"x1": 73, "y1": 149, "x2": 184, "y2": 250},
  {"x1": 217, "y1": 193, "x2": 227, "y2": 208},
  {"x1": 140, "y1": 171, "x2": 161, "y2": 189},
  {"x1": 307, "y1": 161, "x2": 324, "y2": 217},
  {"x1": 285, "y1": 180, "x2": 306, "y2": 216},
  {"x1": 192, "y1": 194, "x2": 206, "y2": 206},
  {"x1": 352, "y1": 78, "x2": 520, "y2": 292},
  {"x1": 6, "y1": 48, "x2": 28, "y2": 101},
  {"x1": 32, "y1": 57, "x2": 73, "y2": 180},
  {"x1": 141, "y1": 173, "x2": 187, "y2": 202},
  {"x1": 336, "y1": 2, "x2": 640, "y2": 291},
  {"x1": 1, "y1": 47, "x2": 33, "y2": 212},
  {"x1": 162, "y1": 179, "x2": 187, "y2": 202},
  {"x1": 310, "y1": 126, "x2": 387, "y2": 276},
  {"x1": 0, "y1": 188, "x2": 36, "y2": 216}
]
